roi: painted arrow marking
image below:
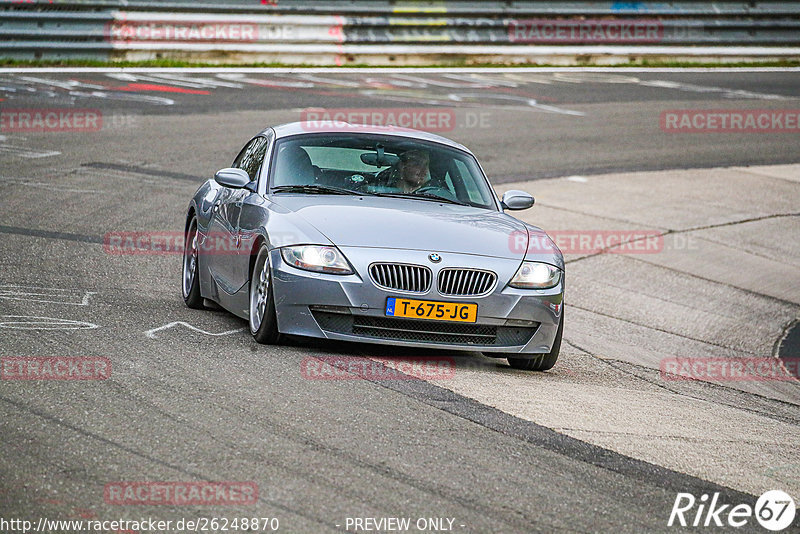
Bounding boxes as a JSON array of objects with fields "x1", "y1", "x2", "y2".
[{"x1": 145, "y1": 321, "x2": 246, "y2": 339}]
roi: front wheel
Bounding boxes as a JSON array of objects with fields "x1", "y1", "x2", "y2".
[
  {"x1": 506, "y1": 310, "x2": 563, "y2": 371},
  {"x1": 182, "y1": 217, "x2": 204, "y2": 309},
  {"x1": 249, "y1": 245, "x2": 282, "y2": 345}
]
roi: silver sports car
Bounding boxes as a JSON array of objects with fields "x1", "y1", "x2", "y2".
[{"x1": 182, "y1": 122, "x2": 564, "y2": 371}]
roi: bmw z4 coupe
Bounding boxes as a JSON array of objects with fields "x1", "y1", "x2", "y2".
[{"x1": 182, "y1": 122, "x2": 564, "y2": 371}]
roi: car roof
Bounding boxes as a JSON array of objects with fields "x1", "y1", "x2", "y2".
[{"x1": 260, "y1": 121, "x2": 473, "y2": 154}]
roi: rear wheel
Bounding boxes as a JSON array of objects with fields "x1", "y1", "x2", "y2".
[
  {"x1": 249, "y1": 245, "x2": 282, "y2": 345},
  {"x1": 507, "y1": 310, "x2": 563, "y2": 371},
  {"x1": 182, "y1": 217, "x2": 204, "y2": 309}
]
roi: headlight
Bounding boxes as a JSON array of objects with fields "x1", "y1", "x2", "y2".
[
  {"x1": 281, "y1": 245, "x2": 353, "y2": 275},
  {"x1": 509, "y1": 262, "x2": 562, "y2": 289}
]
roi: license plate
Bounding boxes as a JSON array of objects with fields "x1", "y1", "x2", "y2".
[{"x1": 385, "y1": 297, "x2": 477, "y2": 323}]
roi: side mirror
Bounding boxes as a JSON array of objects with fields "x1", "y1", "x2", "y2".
[
  {"x1": 501, "y1": 190, "x2": 535, "y2": 211},
  {"x1": 214, "y1": 168, "x2": 251, "y2": 189}
]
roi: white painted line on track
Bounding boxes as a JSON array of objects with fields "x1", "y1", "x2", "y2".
[
  {"x1": 0, "y1": 145, "x2": 61, "y2": 159},
  {"x1": 0, "y1": 315, "x2": 99, "y2": 330},
  {"x1": 145, "y1": 321, "x2": 246, "y2": 339},
  {"x1": 0, "y1": 285, "x2": 96, "y2": 306}
]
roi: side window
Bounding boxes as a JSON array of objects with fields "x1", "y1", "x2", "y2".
[
  {"x1": 234, "y1": 137, "x2": 268, "y2": 181},
  {"x1": 232, "y1": 139, "x2": 256, "y2": 169}
]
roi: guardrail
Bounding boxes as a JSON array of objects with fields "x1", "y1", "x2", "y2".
[{"x1": 2, "y1": 1, "x2": 800, "y2": 65}]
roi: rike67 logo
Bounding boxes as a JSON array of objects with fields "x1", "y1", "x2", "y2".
[{"x1": 669, "y1": 490, "x2": 796, "y2": 531}]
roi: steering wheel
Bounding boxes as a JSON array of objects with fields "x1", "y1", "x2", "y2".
[{"x1": 413, "y1": 185, "x2": 457, "y2": 200}]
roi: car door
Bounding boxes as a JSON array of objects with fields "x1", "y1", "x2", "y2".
[
  {"x1": 228, "y1": 135, "x2": 271, "y2": 291},
  {"x1": 207, "y1": 136, "x2": 266, "y2": 293}
]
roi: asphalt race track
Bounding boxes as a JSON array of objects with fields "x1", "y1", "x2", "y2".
[{"x1": 0, "y1": 69, "x2": 799, "y2": 533}]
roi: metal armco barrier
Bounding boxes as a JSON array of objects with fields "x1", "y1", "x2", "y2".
[{"x1": 2, "y1": 1, "x2": 800, "y2": 64}]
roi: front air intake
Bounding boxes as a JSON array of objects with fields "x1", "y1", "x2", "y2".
[
  {"x1": 369, "y1": 263, "x2": 432, "y2": 293},
  {"x1": 437, "y1": 268, "x2": 497, "y2": 297}
]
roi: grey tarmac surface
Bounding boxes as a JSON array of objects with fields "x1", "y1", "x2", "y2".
[{"x1": 0, "y1": 69, "x2": 799, "y2": 533}]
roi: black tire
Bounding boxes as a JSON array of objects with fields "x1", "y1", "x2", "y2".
[
  {"x1": 249, "y1": 245, "x2": 282, "y2": 345},
  {"x1": 182, "y1": 217, "x2": 205, "y2": 309},
  {"x1": 507, "y1": 310, "x2": 564, "y2": 371}
]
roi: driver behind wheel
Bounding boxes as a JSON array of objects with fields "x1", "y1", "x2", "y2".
[{"x1": 386, "y1": 149, "x2": 431, "y2": 192}]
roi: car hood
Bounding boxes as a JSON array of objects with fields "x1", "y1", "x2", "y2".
[{"x1": 271, "y1": 195, "x2": 537, "y2": 260}]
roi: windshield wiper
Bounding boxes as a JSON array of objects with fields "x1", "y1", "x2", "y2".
[
  {"x1": 272, "y1": 185, "x2": 468, "y2": 206},
  {"x1": 373, "y1": 191, "x2": 468, "y2": 206},
  {"x1": 413, "y1": 192, "x2": 470, "y2": 206},
  {"x1": 271, "y1": 184, "x2": 365, "y2": 196}
]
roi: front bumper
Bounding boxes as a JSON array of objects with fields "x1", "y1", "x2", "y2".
[{"x1": 270, "y1": 247, "x2": 563, "y2": 354}]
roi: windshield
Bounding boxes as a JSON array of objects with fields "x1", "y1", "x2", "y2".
[{"x1": 269, "y1": 134, "x2": 497, "y2": 209}]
